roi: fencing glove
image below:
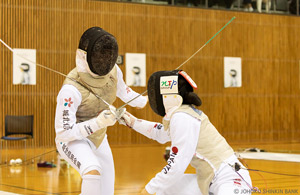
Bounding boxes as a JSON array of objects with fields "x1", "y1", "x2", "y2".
[
  {"x1": 118, "y1": 111, "x2": 137, "y2": 128},
  {"x1": 79, "y1": 109, "x2": 117, "y2": 137}
]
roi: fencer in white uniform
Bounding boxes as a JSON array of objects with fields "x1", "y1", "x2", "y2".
[
  {"x1": 119, "y1": 70, "x2": 253, "y2": 195},
  {"x1": 54, "y1": 27, "x2": 147, "y2": 195}
]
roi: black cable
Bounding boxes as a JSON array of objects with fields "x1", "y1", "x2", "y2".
[
  {"x1": 25, "y1": 149, "x2": 57, "y2": 163},
  {"x1": 0, "y1": 183, "x2": 62, "y2": 195},
  {"x1": 232, "y1": 162, "x2": 300, "y2": 177},
  {"x1": 0, "y1": 149, "x2": 57, "y2": 167},
  {"x1": 247, "y1": 168, "x2": 300, "y2": 177}
]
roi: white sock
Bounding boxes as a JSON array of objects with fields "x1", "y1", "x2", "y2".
[
  {"x1": 81, "y1": 174, "x2": 101, "y2": 195},
  {"x1": 257, "y1": 0, "x2": 262, "y2": 12}
]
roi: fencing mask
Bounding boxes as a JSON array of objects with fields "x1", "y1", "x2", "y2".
[
  {"x1": 78, "y1": 27, "x2": 118, "y2": 76},
  {"x1": 147, "y1": 70, "x2": 202, "y2": 116}
]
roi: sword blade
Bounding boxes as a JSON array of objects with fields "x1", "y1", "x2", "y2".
[{"x1": 117, "y1": 16, "x2": 236, "y2": 111}]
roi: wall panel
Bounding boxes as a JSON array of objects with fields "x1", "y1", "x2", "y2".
[{"x1": 0, "y1": 0, "x2": 300, "y2": 148}]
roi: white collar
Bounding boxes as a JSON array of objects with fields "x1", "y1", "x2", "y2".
[
  {"x1": 162, "y1": 94, "x2": 183, "y2": 121},
  {"x1": 75, "y1": 49, "x2": 99, "y2": 78}
]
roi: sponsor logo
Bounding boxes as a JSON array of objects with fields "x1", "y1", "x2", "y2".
[
  {"x1": 84, "y1": 125, "x2": 94, "y2": 135},
  {"x1": 161, "y1": 80, "x2": 177, "y2": 89},
  {"x1": 64, "y1": 97, "x2": 73, "y2": 107},
  {"x1": 61, "y1": 143, "x2": 81, "y2": 169},
  {"x1": 154, "y1": 123, "x2": 163, "y2": 130},
  {"x1": 62, "y1": 110, "x2": 71, "y2": 130},
  {"x1": 160, "y1": 76, "x2": 178, "y2": 94}
]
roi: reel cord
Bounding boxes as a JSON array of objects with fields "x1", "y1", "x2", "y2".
[
  {"x1": 0, "y1": 149, "x2": 57, "y2": 167},
  {"x1": 232, "y1": 162, "x2": 300, "y2": 177},
  {"x1": 229, "y1": 162, "x2": 300, "y2": 192}
]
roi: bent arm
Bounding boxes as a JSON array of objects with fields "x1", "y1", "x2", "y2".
[{"x1": 55, "y1": 85, "x2": 102, "y2": 143}]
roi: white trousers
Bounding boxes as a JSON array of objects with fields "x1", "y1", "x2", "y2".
[
  {"x1": 209, "y1": 156, "x2": 252, "y2": 195},
  {"x1": 157, "y1": 174, "x2": 202, "y2": 195},
  {"x1": 56, "y1": 135, "x2": 115, "y2": 195},
  {"x1": 160, "y1": 155, "x2": 252, "y2": 195}
]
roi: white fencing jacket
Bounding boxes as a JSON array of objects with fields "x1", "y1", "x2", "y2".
[
  {"x1": 132, "y1": 112, "x2": 201, "y2": 194},
  {"x1": 55, "y1": 65, "x2": 147, "y2": 144}
]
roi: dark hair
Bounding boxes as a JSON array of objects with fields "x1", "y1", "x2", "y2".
[{"x1": 178, "y1": 75, "x2": 202, "y2": 106}]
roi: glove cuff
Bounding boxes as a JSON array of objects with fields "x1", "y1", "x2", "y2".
[{"x1": 78, "y1": 118, "x2": 102, "y2": 137}]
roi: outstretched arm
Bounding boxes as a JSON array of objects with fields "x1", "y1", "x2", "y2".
[{"x1": 119, "y1": 112, "x2": 171, "y2": 144}]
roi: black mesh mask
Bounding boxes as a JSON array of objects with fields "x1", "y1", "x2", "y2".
[{"x1": 78, "y1": 27, "x2": 118, "y2": 76}]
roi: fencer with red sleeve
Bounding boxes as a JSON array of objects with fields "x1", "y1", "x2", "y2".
[{"x1": 120, "y1": 70, "x2": 253, "y2": 195}]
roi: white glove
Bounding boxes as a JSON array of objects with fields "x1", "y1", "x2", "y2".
[
  {"x1": 96, "y1": 109, "x2": 117, "y2": 128},
  {"x1": 79, "y1": 109, "x2": 117, "y2": 137},
  {"x1": 118, "y1": 111, "x2": 137, "y2": 128}
]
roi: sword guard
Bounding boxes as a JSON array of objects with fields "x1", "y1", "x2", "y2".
[{"x1": 109, "y1": 105, "x2": 126, "y2": 120}]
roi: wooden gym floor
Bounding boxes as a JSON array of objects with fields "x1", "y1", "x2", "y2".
[{"x1": 0, "y1": 143, "x2": 299, "y2": 195}]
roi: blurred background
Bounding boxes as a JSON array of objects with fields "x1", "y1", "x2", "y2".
[{"x1": 0, "y1": 0, "x2": 299, "y2": 194}]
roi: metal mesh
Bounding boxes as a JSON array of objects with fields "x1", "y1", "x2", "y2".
[
  {"x1": 90, "y1": 35, "x2": 118, "y2": 76},
  {"x1": 78, "y1": 27, "x2": 118, "y2": 76}
]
